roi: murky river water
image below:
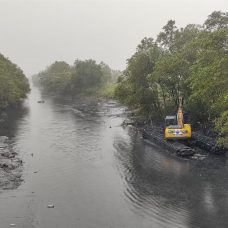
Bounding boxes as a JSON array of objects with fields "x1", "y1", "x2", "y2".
[{"x1": 0, "y1": 86, "x2": 228, "y2": 228}]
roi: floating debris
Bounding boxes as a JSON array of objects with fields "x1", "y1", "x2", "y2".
[
  {"x1": 192, "y1": 154, "x2": 207, "y2": 160},
  {"x1": 47, "y1": 204, "x2": 54, "y2": 208},
  {"x1": 37, "y1": 100, "x2": 45, "y2": 104}
]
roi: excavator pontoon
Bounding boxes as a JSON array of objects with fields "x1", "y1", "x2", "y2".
[{"x1": 142, "y1": 98, "x2": 225, "y2": 157}]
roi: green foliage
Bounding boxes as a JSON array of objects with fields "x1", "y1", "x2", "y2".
[
  {"x1": 115, "y1": 38, "x2": 162, "y2": 118},
  {"x1": 188, "y1": 29, "x2": 228, "y2": 128},
  {"x1": 157, "y1": 20, "x2": 177, "y2": 50},
  {"x1": 115, "y1": 11, "x2": 228, "y2": 141},
  {"x1": 34, "y1": 61, "x2": 71, "y2": 95},
  {"x1": 0, "y1": 53, "x2": 30, "y2": 109},
  {"x1": 102, "y1": 83, "x2": 117, "y2": 98},
  {"x1": 151, "y1": 53, "x2": 190, "y2": 112},
  {"x1": 215, "y1": 110, "x2": 228, "y2": 146},
  {"x1": 204, "y1": 11, "x2": 228, "y2": 31},
  {"x1": 33, "y1": 59, "x2": 119, "y2": 97},
  {"x1": 71, "y1": 60, "x2": 104, "y2": 95}
]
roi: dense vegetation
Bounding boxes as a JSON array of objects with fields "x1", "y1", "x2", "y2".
[
  {"x1": 115, "y1": 11, "x2": 228, "y2": 145},
  {"x1": 0, "y1": 53, "x2": 30, "y2": 109},
  {"x1": 33, "y1": 60, "x2": 120, "y2": 98}
]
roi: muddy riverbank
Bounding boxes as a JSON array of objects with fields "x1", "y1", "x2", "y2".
[
  {"x1": 0, "y1": 136, "x2": 23, "y2": 189},
  {"x1": 123, "y1": 114, "x2": 227, "y2": 155}
]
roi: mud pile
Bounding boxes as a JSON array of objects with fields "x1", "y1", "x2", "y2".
[{"x1": 0, "y1": 136, "x2": 23, "y2": 189}]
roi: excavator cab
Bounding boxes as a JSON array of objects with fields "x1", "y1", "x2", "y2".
[
  {"x1": 164, "y1": 107, "x2": 192, "y2": 140},
  {"x1": 165, "y1": 116, "x2": 177, "y2": 127}
]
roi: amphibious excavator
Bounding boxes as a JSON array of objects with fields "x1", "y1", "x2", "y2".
[
  {"x1": 164, "y1": 103, "x2": 192, "y2": 140},
  {"x1": 143, "y1": 99, "x2": 224, "y2": 156}
]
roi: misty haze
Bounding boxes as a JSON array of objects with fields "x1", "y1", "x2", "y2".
[{"x1": 0, "y1": 1, "x2": 228, "y2": 228}]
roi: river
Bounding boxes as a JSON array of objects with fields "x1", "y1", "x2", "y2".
[{"x1": 0, "y1": 86, "x2": 228, "y2": 228}]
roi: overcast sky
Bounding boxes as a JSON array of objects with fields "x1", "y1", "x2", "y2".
[{"x1": 0, "y1": 0, "x2": 228, "y2": 76}]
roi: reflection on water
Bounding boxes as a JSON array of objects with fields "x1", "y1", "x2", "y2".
[
  {"x1": 0, "y1": 86, "x2": 228, "y2": 228},
  {"x1": 0, "y1": 104, "x2": 29, "y2": 137},
  {"x1": 114, "y1": 127, "x2": 228, "y2": 228}
]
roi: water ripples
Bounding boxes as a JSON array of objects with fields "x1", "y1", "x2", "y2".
[
  {"x1": 3, "y1": 87, "x2": 228, "y2": 228},
  {"x1": 113, "y1": 127, "x2": 228, "y2": 228}
]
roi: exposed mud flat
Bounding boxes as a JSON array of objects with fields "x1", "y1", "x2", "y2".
[{"x1": 0, "y1": 136, "x2": 23, "y2": 189}]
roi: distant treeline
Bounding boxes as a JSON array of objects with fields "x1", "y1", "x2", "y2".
[
  {"x1": 32, "y1": 60, "x2": 121, "y2": 97},
  {"x1": 0, "y1": 53, "x2": 30, "y2": 109},
  {"x1": 114, "y1": 11, "x2": 228, "y2": 145}
]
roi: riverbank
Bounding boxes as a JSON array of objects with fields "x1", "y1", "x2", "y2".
[
  {"x1": 2, "y1": 85, "x2": 228, "y2": 228},
  {"x1": 122, "y1": 114, "x2": 227, "y2": 155},
  {"x1": 37, "y1": 89, "x2": 227, "y2": 155},
  {"x1": 0, "y1": 136, "x2": 23, "y2": 189},
  {"x1": 0, "y1": 104, "x2": 28, "y2": 190}
]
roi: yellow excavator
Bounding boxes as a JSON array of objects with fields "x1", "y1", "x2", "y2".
[{"x1": 164, "y1": 99, "x2": 191, "y2": 140}]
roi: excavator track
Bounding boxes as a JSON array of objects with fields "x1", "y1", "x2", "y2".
[
  {"x1": 142, "y1": 127, "x2": 195, "y2": 157},
  {"x1": 191, "y1": 132, "x2": 226, "y2": 155},
  {"x1": 142, "y1": 127, "x2": 226, "y2": 157}
]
